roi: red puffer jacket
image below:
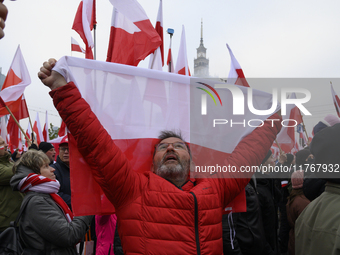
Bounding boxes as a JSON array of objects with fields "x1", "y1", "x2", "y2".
[{"x1": 50, "y1": 82, "x2": 281, "y2": 255}]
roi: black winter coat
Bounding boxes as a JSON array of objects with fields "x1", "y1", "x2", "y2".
[{"x1": 222, "y1": 180, "x2": 275, "y2": 255}]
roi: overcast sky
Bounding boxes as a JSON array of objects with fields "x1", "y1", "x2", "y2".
[{"x1": 0, "y1": 0, "x2": 340, "y2": 134}]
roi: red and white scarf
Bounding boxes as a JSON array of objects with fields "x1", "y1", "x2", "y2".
[{"x1": 18, "y1": 173, "x2": 74, "y2": 222}]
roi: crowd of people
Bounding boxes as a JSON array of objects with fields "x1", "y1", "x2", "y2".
[
  {"x1": 0, "y1": 58, "x2": 338, "y2": 255},
  {"x1": 1, "y1": 3, "x2": 339, "y2": 254}
]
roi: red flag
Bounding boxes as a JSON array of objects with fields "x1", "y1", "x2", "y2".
[
  {"x1": 276, "y1": 93, "x2": 303, "y2": 153},
  {"x1": 6, "y1": 98, "x2": 28, "y2": 152},
  {"x1": 7, "y1": 115, "x2": 19, "y2": 152},
  {"x1": 106, "y1": 0, "x2": 162, "y2": 66},
  {"x1": 71, "y1": 37, "x2": 85, "y2": 54},
  {"x1": 72, "y1": 0, "x2": 95, "y2": 59},
  {"x1": 175, "y1": 25, "x2": 191, "y2": 76},
  {"x1": 331, "y1": 84, "x2": 340, "y2": 118},
  {"x1": 0, "y1": 97, "x2": 6, "y2": 108},
  {"x1": 226, "y1": 44, "x2": 250, "y2": 87},
  {"x1": 33, "y1": 112, "x2": 44, "y2": 144},
  {"x1": 0, "y1": 46, "x2": 31, "y2": 116},
  {"x1": 43, "y1": 111, "x2": 49, "y2": 142},
  {"x1": 25, "y1": 123, "x2": 31, "y2": 149},
  {"x1": 58, "y1": 120, "x2": 67, "y2": 137},
  {"x1": 166, "y1": 47, "x2": 174, "y2": 73}
]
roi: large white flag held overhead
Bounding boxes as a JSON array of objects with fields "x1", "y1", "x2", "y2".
[{"x1": 53, "y1": 56, "x2": 279, "y2": 215}]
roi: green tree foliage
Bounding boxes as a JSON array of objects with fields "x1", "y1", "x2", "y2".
[{"x1": 48, "y1": 123, "x2": 59, "y2": 140}]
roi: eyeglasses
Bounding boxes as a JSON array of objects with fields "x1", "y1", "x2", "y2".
[
  {"x1": 155, "y1": 142, "x2": 187, "y2": 152},
  {"x1": 59, "y1": 147, "x2": 69, "y2": 152}
]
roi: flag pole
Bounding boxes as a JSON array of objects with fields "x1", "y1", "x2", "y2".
[
  {"x1": 93, "y1": 23, "x2": 96, "y2": 60},
  {"x1": 275, "y1": 139, "x2": 283, "y2": 154},
  {"x1": 298, "y1": 108, "x2": 309, "y2": 142},
  {"x1": 0, "y1": 99, "x2": 31, "y2": 142},
  {"x1": 167, "y1": 28, "x2": 174, "y2": 72},
  {"x1": 28, "y1": 113, "x2": 34, "y2": 141},
  {"x1": 93, "y1": 0, "x2": 96, "y2": 60}
]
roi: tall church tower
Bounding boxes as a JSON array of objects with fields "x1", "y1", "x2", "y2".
[{"x1": 194, "y1": 19, "x2": 209, "y2": 77}]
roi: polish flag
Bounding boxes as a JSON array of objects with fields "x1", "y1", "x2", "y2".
[
  {"x1": 25, "y1": 123, "x2": 31, "y2": 149},
  {"x1": 270, "y1": 143, "x2": 280, "y2": 159},
  {"x1": 166, "y1": 45, "x2": 174, "y2": 73},
  {"x1": 72, "y1": 0, "x2": 95, "y2": 59},
  {"x1": 71, "y1": 37, "x2": 85, "y2": 54},
  {"x1": 7, "y1": 115, "x2": 19, "y2": 152},
  {"x1": 0, "y1": 116, "x2": 7, "y2": 140},
  {"x1": 58, "y1": 120, "x2": 67, "y2": 137},
  {"x1": 106, "y1": 0, "x2": 162, "y2": 66},
  {"x1": 276, "y1": 93, "x2": 303, "y2": 153},
  {"x1": 4, "y1": 94, "x2": 29, "y2": 152},
  {"x1": 148, "y1": 0, "x2": 163, "y2": 70},
  {"x1": 33, "y1": 112, "x2": 44, "y2": 144},
  {"x1": 0, "y1": 46, "x2": 31, "y2": 115},
  {"x1": 226, "y1": 44, "x2": 250, "y2": 87},
  {"x1": 175, "y1": 25, "x2": 191, "y2": 76},
  {"x1": 43, "y1": 111, "x2": 49, "y2": 142},
  {"x1": 53, "y1": 56, "x2": 281, "y2": 215},
  {"x1": 292, "y1": 141, "x2": 300, "y2": 154},
  {"x1": 331, "y1": 84, "x2": 340, "y2": 118}
]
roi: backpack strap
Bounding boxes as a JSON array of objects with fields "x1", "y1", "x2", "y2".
[{"x1": 12, "y1": 194, "x2": 34, "y2": 227}]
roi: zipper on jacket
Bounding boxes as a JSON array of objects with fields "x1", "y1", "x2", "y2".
[{"x1": 190, "y1": 192, "x2": 201, "y2": 255}]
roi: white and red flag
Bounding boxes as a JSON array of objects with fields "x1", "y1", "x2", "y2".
[
  {"x1": 58, "y1": 120, "x2": 67, "y2": 137},
  {"x1": 276, "y1": 93, "x2": 303, "y2": 153},
  {"x1": 4, "y1": 94, "x2": 29, "y2": 152},
  {"x1": 72, "y1": 0, "x2": 96, "y2": 59},
  {"x1": 175, "y1": 25, "x2": 191, "y2": 76},
  {"x1": 148, "y1": 0, "x2": 163, "y2": 70},
  {"x1": 166, "y1": 43, "x2": 174, "y2": 73},
  {"x1": 25, "y1": 122, "x2": 32, "y2": 149},
  {"x1": 106, "y1": 0, "x2": 161, "y2": 66},
  {"x1": 43, "y1": 111, "x2": 49, "y2": 142},
  {"x1": 33, "y1": 112, "x2": 44, "y2": 144},
  {"x1": 0, "y1": 116, "x2": 7, "y2": 140},
  {"x1": 331, "y1": 84, "x2": 340, "y2": 118},
  {"x1": 71, "y1": 37, "x2": 85, "y2": 54},
  {"x1": 53, "y1": 56, "x2": 280, "y2": 215},
  {"x1": 7, "y1": 115, "x2": 20, "y2": 152},
  {"x1": 226, "y1": 44, "x2": 249, "y2": 87},
  {"x1": 0, "y1": 46, "x2": 31, "y2": 116}
]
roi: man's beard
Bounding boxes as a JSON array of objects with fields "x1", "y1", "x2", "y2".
[{"x1": 155, "y1": 156, "x2": 190, "y2": 184}]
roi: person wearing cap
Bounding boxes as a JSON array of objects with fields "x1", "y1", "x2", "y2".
[
  {"x1": 255, "y1": 150, "x2": 281, "y2": 255},
  {"x1": 0, "y1": 135, "x2": 24, "y2": 233},
  {"x1": 286, "y1": 170, "x2": 309, "y2": 255},
  {"x1": 38, "y1": 141, "x2": 56, "y2": 165},
  {"x1": 51, "y1": 136, "x2": 71, "y2": 209},
  {"x1": 295, "y1": 123, "x2": 340, "y2": 255}
]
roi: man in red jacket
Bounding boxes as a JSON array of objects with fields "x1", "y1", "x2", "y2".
[{"x1": 38, "y1": 58, "x2": 282, "y2": 255}]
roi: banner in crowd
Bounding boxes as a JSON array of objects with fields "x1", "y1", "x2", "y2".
[{"x1": 54, "y1": 56, "x2": 279, "y2": 216}]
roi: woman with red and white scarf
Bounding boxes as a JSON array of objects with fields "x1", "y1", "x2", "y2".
[{"x1": 10, "y1": 150, "x2": 93, "y2": 255}]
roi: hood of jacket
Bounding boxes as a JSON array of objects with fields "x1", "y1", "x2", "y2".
[{"x1": 10, "y1": 165, "x2": 35, "y2": 191}]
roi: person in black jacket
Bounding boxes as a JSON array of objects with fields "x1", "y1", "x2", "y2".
[
  {"x1": 51, "y1": 136, "x2": 71, "y2": 209},
  {"x1": 223, "y1": 178, "x2": 275, "y2": 255},
  {"x1": 10, "y1": 150, "x2": 92, "y2": 254},
  {"x1": 256, "y1": 150, "x2": 281, "y2": 255}
]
